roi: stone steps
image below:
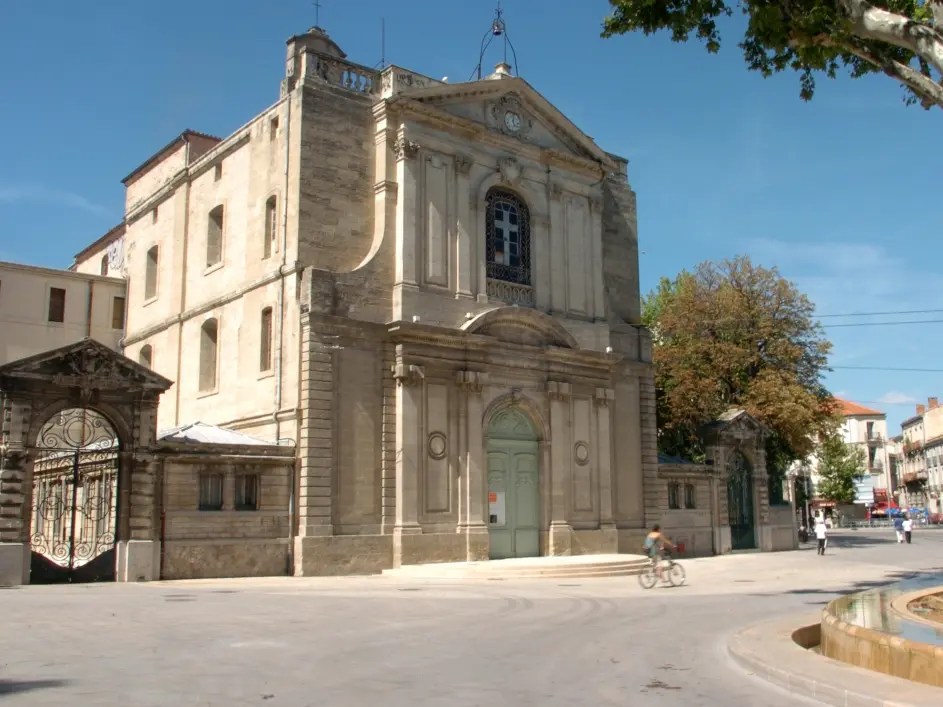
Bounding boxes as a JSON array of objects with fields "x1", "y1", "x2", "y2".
[{"x1": 382, "y1": 554, "x2": 651, "y2": 580}]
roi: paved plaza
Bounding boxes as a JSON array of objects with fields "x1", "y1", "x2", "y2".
[{"x1": 2, "y1": 529, "x2": 942, "y2": 707}]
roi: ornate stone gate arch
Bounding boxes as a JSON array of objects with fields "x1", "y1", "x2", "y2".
[{"x1": 0, "y1": 338, "x2": 172, "y2": 585}]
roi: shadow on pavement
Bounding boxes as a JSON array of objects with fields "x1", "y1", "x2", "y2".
[
  {"x1": 744, "y1": 569, "x2": 928, "y2": 599},
  {"x1": 0, "y1": 679, "x2": 70, "y2": 696}
]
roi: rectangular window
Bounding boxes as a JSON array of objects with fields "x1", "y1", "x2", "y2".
[
  {"x1": 866, "y1": 421, "x2": 875, "y2": 439},
  {"x1": 269, "y1": 115, "x2": 279, "y2": 141},
  {"x1": 684, "y1": 483, "x2": 697, "y2": 509},
  {"x1": 48, "y1": 287, "x2": 66, "y2": 323},
  {"x1": 235, "y1": 474, "x2": 259, "y2": 511},
  {"x1": 198, "y1": 472, "x2": 224, "y2": 511},
  {"x1": 668, "y1": 483, "x2": 681, "y2": 510},
  {"x1": 264, "y1": 196, "x2": 277, "y2": 259},
  {"x1": 260, "y1": 307, "x2": 273, "y2": 372},
  {"x1": 214, "y1": 163, "x2": 223, "y2": 181},
  {"x1": 207, "y1": 206, "x2": 224, "y2": 267},
  {"x1": 111, "y1": 296, "x2": 126, "y2": 330}
]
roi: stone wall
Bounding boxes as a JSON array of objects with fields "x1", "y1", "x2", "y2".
[
  {"x1": 654, "y1": 466, "x2": 716, "y2": 557},
  {"x1": 158, "y1": 445, "x2": 294, "y2": 580}
]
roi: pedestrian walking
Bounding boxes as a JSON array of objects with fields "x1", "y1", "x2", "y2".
[
  {"x1": 893, "y1": 514, "x2": 904, "y2": 543},
  {"x1": 903, "y1": 515, "x2": 913, "y2": 544},
  {"x1": 815, "y1": 518, "x2": 827, "y2": 555}
]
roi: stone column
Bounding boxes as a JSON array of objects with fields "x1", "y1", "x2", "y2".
[
  {"x1": 460, "y1": 372, "x2": 488, "y2": 561},
  {"x1": 393, "y1": 362, "x2": 424, "y2": 567},
  {"x1": 454, "y1": 155, "x2": 474, "y2": 300},
  {"x1": 548, "y1": 381, "x2": 572, "y2": 555}
]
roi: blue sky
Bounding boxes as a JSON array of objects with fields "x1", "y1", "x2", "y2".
[{"x1": 1, "y1": 0, "x2": 939, "y2": 431}]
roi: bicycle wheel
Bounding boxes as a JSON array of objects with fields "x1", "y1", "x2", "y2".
[
  {"x1": 667, "y1": 561, "x2": 686, "y2": 587},
  {"x1": 637, "y1": 567, "x2": 657, "y2": 589}
]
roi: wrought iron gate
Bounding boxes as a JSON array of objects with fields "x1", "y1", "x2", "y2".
[
  {"x1": 29, "y1": 407, "x2": 120, "y2": 584},
  {"x1": 727, "y1": 451, "x2": 756, "y2": 551}
]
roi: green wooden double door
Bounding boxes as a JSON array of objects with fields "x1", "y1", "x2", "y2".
[{"x1": 487, "y1": 438, "x2": 540, "y2": 560}]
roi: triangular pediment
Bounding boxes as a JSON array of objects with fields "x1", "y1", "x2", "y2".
[
  {"x1": 389, "y1": 77, "x2": 614, "y2": 167},
  {"x1": 705, "y1": 408, "x2": 769, "y2": 440},
  {"x1": 0, "y1": 337, "x2": 173, "y2": 394}
]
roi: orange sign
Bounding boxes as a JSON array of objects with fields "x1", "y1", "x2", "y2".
[{"x1": 489, "y1": 492, "x2": 497, "y2": 503}]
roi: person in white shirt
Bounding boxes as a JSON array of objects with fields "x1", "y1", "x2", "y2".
[
  {"x1": 815, "y1": 518, "x2": 828, "y2": 555},
  {"x1": 902, "y1": 516, "x2": 913, "y2": 544}
]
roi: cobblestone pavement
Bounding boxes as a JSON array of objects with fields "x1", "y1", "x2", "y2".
[{"x1": 2, "y1": 529, "x2": 941, "y2": 707}]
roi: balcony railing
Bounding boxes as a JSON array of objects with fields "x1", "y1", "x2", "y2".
[{"x1": 486, "y1": 279, "x2": 535, "y2": 307}]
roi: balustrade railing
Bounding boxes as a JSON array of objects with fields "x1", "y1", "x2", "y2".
[
  {"x1": 307, "y1": 52, "x2": 380, "y2": 95},
  {"x1": 487, "y1": 279, "x2": 535, "y2": 307}
]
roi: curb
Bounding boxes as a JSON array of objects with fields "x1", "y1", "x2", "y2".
[{"x1": 727, "y1": 614, "x2": 943, "y2": 707}]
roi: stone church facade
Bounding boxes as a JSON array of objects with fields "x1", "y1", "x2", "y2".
[{"x1": 5, "y1": 24, "x2": 792, "y2": 582}]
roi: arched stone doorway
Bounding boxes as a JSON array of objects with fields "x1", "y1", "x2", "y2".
[
  {"x1": 0, "y1": 338, "x2": 171, "y2": 586},
  {"x1": 727, "y1": 450, "x2": 756, "y2": 550},
  {"x1": 486, "y1": 408, "x2": 539, "y2": 559},
  {"x1": 29, "y1": 407, "x2": 121, "y2": 583}
]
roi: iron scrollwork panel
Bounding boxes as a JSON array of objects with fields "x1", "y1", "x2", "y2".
[{"x1": 30, "y1": 408, "x2": 120, "y2": 583}]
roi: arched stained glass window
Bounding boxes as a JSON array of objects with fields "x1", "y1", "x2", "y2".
[{"x1": 485, "y1": 188, "x2": 531, "y2": 287}]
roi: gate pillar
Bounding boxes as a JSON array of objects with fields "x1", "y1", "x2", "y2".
[
  {"x1": 0, "y1": 395, "x2": 32, "y2": 585},
  {"x1": 117, "y1": 454, "x2": 161, "y2": 582}
]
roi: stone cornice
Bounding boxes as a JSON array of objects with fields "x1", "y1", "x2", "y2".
[{"x1": 123, "y1": 263, "x2": 301, "y2": 347}]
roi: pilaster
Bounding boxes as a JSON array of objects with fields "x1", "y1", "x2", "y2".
[
  {"x1": 393, "y1": 361, "x2": 424, "y2": 566},
  {"x1": 458, "y1": 371, "x2": 488, "y2": 561},
  {"x1": 547, "y1": 380, "x2": 572, "y2": 555},
  {"x1": 296, "y1": 331, "x2": 336, "y2": 543},
  {"x1": 589, "y1": 196, "x2": 605, "y2": 320},
  {"x1": 639, "y1": 372, "x2": 660, "y2": 525},
  {"x1": 394, "y1": 132, "x2": 420, "y2": 289},
  {"x1": 454, "y1": 154, "x2": 474, "y2": 299},
  {"x1": 548, "y1": 183, "x2": 566, "y2": 314},
  {"x1": 595, "y1": 387, "x2": 615, "y2": 528}
]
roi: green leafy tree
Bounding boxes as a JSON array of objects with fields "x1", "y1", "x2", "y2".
[
  {"x1": 601, "y1": 0, "x2": 943, "y2": 109},
  {"x1": 642, "y1": 256, "x2": 839, "y2": 477},
  {"x1": 815, "y1": 434, "x2": 867, "y2": 503}
]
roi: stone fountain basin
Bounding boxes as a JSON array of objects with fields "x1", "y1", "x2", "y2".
[{"x1": 820, "y1": 573, "x2": 943, "y2": 688}]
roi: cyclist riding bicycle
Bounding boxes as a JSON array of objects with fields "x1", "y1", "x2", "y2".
[{"x1": 642, "y1": 524, "x2": 676, "y2": 581}]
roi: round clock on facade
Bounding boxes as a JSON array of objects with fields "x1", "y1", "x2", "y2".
[{"x1": 504, "y1": 111, "x2": 522, "y2": 132}]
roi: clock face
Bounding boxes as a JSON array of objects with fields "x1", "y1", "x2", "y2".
[{"x1": 504, "y1": 111, "x2": 522, "y2": 132}]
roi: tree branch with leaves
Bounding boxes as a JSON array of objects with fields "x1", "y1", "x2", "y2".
[
  {"x1": 642, "y1": 257, "x2": 839, "y2": 477},
  {"x1": 602, "y1": 0, "x2": 943, "y2": 109},
  {"x1": 815, "y1": 434, "x2": 867, "y2": 503}
]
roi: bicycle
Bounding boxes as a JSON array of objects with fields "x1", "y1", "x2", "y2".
[{"x1": 637, "y1": 549, "x2": 686, "y2": 589}]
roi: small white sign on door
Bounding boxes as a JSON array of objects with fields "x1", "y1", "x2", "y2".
[{"x1": 489, "y1": 490, "x2": 506, "y2": 526}]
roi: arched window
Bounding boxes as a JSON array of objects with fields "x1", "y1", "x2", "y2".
[
  {"x1": 139, "y1": 344, "x2": 153, "y2": 369},
  {"x1": 100, "y1": 254, "x2": 109, "y2": 276},
  {"x1": 207, "y1": 205, "x2": 224, "y2": 267},
  {"x1": 485, "y1": 188, "x2": 531, "y2": 286},
  {"x1": 199, "y1": 318, "x2": 219, "y2": 392},
  {"x1": 144, "y1": 246, "x2": 159, "y2": 300},
  {"x1": 259, "y1": 307, "x2": 273, "y2": 372},
  {"x1": 263, "y1": 196, "x2": 277, "y2": 259}
]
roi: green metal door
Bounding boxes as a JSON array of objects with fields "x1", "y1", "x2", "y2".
[
  {"x1": 727, "y1": 452, "x2": 756, "y2": 550},
  {"x1": 487, "y1": 442, "x2": 539, "y2": 559}
]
